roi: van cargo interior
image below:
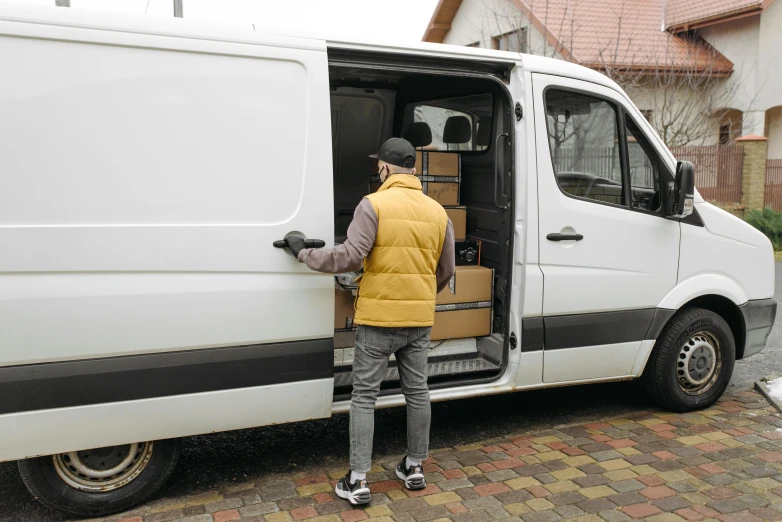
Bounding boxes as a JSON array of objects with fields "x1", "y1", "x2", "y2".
[{"x1": 328, "y1": 51, "x2": 515, "y2": 398}]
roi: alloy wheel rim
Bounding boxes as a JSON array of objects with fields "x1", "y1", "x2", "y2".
[{"x1": 52, "y1": 441, "x2": 154, "y2": 492}]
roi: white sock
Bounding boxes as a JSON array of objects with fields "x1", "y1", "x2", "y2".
[
  {"x1": 350, "y1": 470, "x2": 366, "y2": 483},
  {"x1": 406, "y1": 456, "x2": 421, "y2": 470}
]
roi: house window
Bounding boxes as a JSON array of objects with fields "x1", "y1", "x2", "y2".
[
  {"x1": 640, "y1": 110, "x2": 652, "y2": 122},
  {"x1": 467, "y1": 42, "x2": 481, "y2": 48},
  {"x1": 493, "y1": 29, "x2": 528, "y2": 53}
]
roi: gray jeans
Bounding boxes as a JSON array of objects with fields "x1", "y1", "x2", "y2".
[{"x1": 350, "y1": 325, "x2": 431, "y2": 472}]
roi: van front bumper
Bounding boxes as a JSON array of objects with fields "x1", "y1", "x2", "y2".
[{"x1": 740, "y1": 298, "x2": 777, "y2": 359}]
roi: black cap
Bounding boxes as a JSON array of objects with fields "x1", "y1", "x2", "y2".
[{"x1": 369, "y1": 138, "x2": 416, "y2": 169}]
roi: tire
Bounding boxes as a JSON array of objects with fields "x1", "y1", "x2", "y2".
[
  {"x1": 18, "y1": 438, "x2": 181, "y2": 518},
  {"x1": 641, "y1": 307, "x2": 735, "y2": 412}
]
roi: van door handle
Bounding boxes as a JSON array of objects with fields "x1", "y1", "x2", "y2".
[
  {"x1": 494, "y1": 132, "x2": 510, "y2": 210},
  {"x1": 546, "y1": 233, "x2": 583, "y2": 241},
  {"x1": 273, "y1": 239, "x2": 326, "y2": 248}
]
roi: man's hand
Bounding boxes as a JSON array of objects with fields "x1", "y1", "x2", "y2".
[{"x1": 285, "y1": 235, "x2": 306, "y2": 259}]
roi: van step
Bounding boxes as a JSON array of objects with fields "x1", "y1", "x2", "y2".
[{"x1": 333, "y1": 355, "x2": 500, "y2": 388}]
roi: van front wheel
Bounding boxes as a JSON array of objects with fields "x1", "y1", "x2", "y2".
[
  {"x1": 641, "y1": 307, "x2": 735, "y2": 412},
  {"x1": 18, "y1": 438, "x2": 181, "y2": 518}
]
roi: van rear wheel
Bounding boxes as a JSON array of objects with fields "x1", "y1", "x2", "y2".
[
  {"x1": 641, "y1": 307, "x2": 735, "y2": 412},
  {"x1": 18, "y1": 438, "x2": 181, "y2": 518}
]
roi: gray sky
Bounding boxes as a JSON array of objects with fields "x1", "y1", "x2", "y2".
[{"x1": 0, "y1": 0, "x2": 440, "y2": 42}]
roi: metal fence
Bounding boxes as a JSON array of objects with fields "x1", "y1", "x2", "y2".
[
  {"x1": 552, "y1": 147, "x2": 621, "y2": 183},
  {"x1": 671, "y1": 145, "x2": 744, "y2": 205},
  {"x1": 765, "y1": 159, "x2": 782, "y2": 211}
]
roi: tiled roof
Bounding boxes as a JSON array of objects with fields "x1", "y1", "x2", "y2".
[
  {"x1": 422, "y1": 0, "x2": 734, "y2": 75},
  {"x1": 513, "y1": 0, "x2": 734, "y2": 74},
  {"x1": 665, "y1": 0, "x2": 767, "y2": 31}
]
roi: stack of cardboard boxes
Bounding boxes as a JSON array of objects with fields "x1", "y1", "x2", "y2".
[{"x1": 334, "y1": 151, "x2": 494, "y2": 350}]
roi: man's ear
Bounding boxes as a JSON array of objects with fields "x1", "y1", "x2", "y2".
[{"x1": 411, "y1": 167, "x2": 417, "y2": 176}]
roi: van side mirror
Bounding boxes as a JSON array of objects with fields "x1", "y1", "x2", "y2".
[{"x1": 668, "y1": 160, "x2": 695, "y2": 218}]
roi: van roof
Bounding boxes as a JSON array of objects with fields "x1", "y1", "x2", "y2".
[{"x1": 0, "y1": 3, "x2": 622, "y2": 92}]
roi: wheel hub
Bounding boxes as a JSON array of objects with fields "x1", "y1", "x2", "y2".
[
  {"x1": 53, "y1": 441, "x2": 154, "y2": 492},
  {"x1": 677, "y1": 332, "x2": 720, "y2": 395}
]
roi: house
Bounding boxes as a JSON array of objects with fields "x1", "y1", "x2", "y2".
[{"x1": 423, "y1": 0, "x2": 782, "y2": 158}]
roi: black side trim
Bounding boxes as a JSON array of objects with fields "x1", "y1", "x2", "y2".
[
  {"x1": 521, "y1": 317, "x2": 544, "y2": 352},
  {"x1": 0, "y1": 339, "x2": 333, "y2": 415},
  {"x1": 739, "y1": 298, "x2": 777, "y2": 358},
  {"x1": 327, "y1": 48, "x2": 514, "y2": 81},
  {"x1": 644, "y1": 309, "x2": 676, "y2": 340},
  {"x1": 544, "y1": 309, "x2": 656, "y2": 350}
]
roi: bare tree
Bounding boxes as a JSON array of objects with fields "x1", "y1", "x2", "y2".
[{"x1": 477, "y1": 0, "x2": 755, "y2": 147}]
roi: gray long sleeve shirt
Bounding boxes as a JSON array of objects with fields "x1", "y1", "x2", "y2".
[{"x1": 298, "y1": 198, "x2": 456, "y2": 293}]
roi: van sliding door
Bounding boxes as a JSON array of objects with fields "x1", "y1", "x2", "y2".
[{"x1": 0, "y1": 20, "x2": 335, "y2": 461}]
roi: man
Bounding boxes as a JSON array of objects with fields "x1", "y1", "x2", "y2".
[{"x1": 285, "y1": 137, "x2": 455, "y2": 505}]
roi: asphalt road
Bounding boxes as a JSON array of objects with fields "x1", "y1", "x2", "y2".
[{"x1": 2, "y1": 265, "x2": 781, "y2": 522}]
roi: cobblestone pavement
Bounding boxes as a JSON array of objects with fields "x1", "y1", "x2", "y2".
[{"x1": 87, "y1": 389, "x2": 782, "y2": 522}]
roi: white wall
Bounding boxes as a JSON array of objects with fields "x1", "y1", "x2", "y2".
[
  {"x1": 767, "y1": 107, "x2": 782, "y2": 159},
  {"x1": 757, "y1": 0, "x2": 782, "y2": 114},
  {"x1": 443, "y1": 0, "x2": 561, "y2": 58},
  {"x1": 699, "y1": 16, "x2": 760, "y2": 115}
]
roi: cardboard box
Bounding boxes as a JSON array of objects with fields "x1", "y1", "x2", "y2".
[
  {"x1": 432, "y1": 265, "x2": 494, "y2": 341},
  {"x1": 422, "y1": 182, "x2": 459, "y2": 206},
  {"x1": 369, "y1": 176, "x2": 459, "y2": 206},
  {"x1": 334, "y1": 287, "x2": 355, "y2": 331},
  {"x1": 415, "y1": 151, "x2": 459, "y2": 177},
  {"x1": 436, "y1": 265, "x2": 493, "y2": 305},
  {"x1": 445, "y1": 207, "x2": 466, "y2": 241},
  {"x1": 416, "y1": 151, "x2": 461, "y2": 206},
  {"x1": 431, "y1": 308, "x2": 491, "y2": 341}
]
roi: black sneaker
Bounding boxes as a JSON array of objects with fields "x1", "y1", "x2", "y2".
[
  {"x1": 334, "y1": 471, "x2": 371, "y2": 505},
  {"x1": 396, "y1": 458, "x2": 426, "y2": 490}
]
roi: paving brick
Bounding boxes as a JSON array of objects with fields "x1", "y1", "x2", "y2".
[
  {"x1": 437, "y1": 478, "x2": 475, "y2": 491},
  {"x1": 521, "y1": 509, "x2": 562, "y2": 521},
  {"x1": 547, "y1": 491, "x2": 587, "y2": 506},
  {"x1": 707, "y1": 498, "x2": 750, "y2": 514},
  {"x1": 526, "y1": 498, "x2": 555, "y2": 511},
  {"x1": 609, "y1": 479, "x2": 645, "y2": 493},
  {"x1": 641, "y1": 486, "x2": 676, "y2": 500},
  {"x1": 554, "y1": 504, "x2": 585, "y2": 518},
  {"x1": 703, "y1": 487, "x2": 741, "y2": 500},
  {"x1": 339, "y1": 510, "x2": 368, "y2": 522},
  {"x1": 576, "y1": 498, "x2": 617, "y2": 513},
  {"x1": 573, "y1": 475, "x2": 611, "y2": 488},
  {"x1": 441, "y1": 469, "x2": 467, "y2": 480},
  {"x1": 472, "y1": 482, "x2": 510, "y2": 496},
  {"x1": 651, "y1": 495, "x2": 692, "y2": 512},
  {"x1": 405, "y1": 504, "x2": 450, "y2": 521},
  {"x1": 622, "y1": 503, "x2": 663, "y2": 518},
  {"x1": 599, "y1": 509, "x2": 631, "y2": 521},
  {"x1": 608, "y1": 492, "x2": 648, "y2": 507}
]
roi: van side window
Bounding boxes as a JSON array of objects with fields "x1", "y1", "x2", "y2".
[
  {"x1": 402, "y1": 94, "x2": 493, "y2": 152},
  {"x1": 625, "y1": 116, "x2": 662, "y2": 212},
  {"x1": 545, "y1": 89, "x2": 624, "y2": 206}
]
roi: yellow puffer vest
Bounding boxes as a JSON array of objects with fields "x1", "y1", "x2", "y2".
[{"x1": 354, "y1": 174, "x2": 449, "y2": 328}]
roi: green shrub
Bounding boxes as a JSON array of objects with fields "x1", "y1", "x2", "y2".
[{"x1": 745, "y1": 206, "x2": 782, "y2": 250}]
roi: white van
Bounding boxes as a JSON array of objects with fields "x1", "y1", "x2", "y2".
[{"x1": 0, "y1": 5, "x2": 776, "y2": 517}]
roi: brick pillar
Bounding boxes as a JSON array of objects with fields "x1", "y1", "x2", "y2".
[{"x1": 736, "y1": 135, "x2": 769, "y2": 211}]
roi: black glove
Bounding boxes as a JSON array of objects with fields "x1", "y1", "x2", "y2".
[{"x1": 285, "y1": 235, "x2": 306, "y2": 259}]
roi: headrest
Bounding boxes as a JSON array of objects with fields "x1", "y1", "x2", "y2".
[
  {"x1": 403, "y1": 122, "x2": 433, "y2": 148},
  {"x1": 476, "y1": 120, "x2": 491, "y2": 147},
  {"x1": 443, "y1": 115, "x2": 472, "y2": 144}
]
